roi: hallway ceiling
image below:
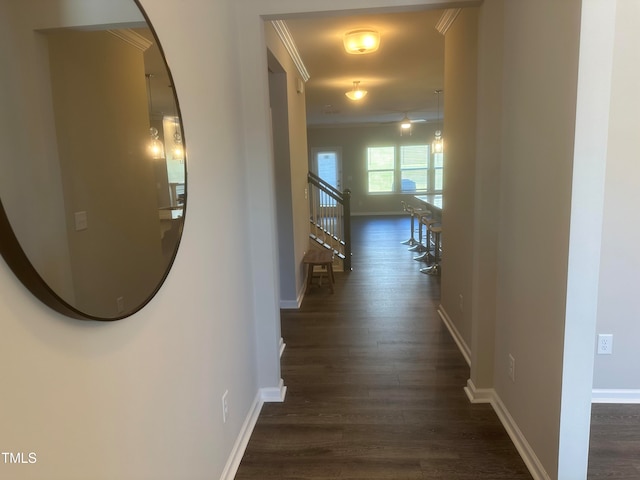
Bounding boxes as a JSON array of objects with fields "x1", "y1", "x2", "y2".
[{"x1": 283, "y1": 9, "x2": 446, "y2": 128}]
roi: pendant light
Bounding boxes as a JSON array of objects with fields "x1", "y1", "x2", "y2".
[
  {"x1": 345, "y1": 81, "x2": 367, "y2": 101},
  {"x1": 432, "y1": 89, "x2": 443, "y2": 154},
  {"x1": 146, "y1": 74, "x2": 164, "y2": 159}
]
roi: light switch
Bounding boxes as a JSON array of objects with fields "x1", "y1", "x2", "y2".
[{"x1": 74, "y1": 211, "x2": 88, "y2": 231}]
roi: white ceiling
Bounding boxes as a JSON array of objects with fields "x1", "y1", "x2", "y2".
[{"x1": 283, "y1": 9, "x2": 446, "y2": 128}]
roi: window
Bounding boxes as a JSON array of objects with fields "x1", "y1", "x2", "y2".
[
  {"x1": 367, "y1": 144, "x2": 441, "y2": 194},
  {"x1": 433, "y1": 151, "x2": 444, "y2": 191},
  {"x1": 400, "y1": 145, "x2": 428, "y2": 192},
  {"x1": 367, "y1": 146, "x2": 395, "y2": 193}
]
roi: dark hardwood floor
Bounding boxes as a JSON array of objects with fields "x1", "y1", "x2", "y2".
[
  {"x1": 235, "y1": 215, "x2": 640, "y2": 479},
  {"x1": 588, "y1": 404, "x2": 640, "y2": 479},
  {"x1": 235, "y1": 216, "x2": 532, "y2": 479}
]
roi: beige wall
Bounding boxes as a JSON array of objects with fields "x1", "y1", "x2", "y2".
[
  {"x1": 492, "y1": 1, "x2": 581, "y2": 477},
  {"x1": 307, "y1": 123, "x2": 439, "y2": 215},
  {"x1": 439, "y1": 8, "x2": 478, "y2": 353}
]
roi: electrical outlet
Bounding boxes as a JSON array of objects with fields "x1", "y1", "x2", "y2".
[
  {"x1": 222, "y1": 390, "x2": 229, "y2": 423},
  {"x1": 508, "y1": 354, "x2": 515, "y2": 382},
  {"x1": 597, "y1": 334, "x2": 613, "y2": 355}
]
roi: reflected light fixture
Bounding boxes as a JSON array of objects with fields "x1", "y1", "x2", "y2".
[
  {"x1": 148, "y1": 127, "x2": 164, "y2": 159},
  {"x1": 146, "y1": 74, "x2": 164, "y2": 159},
  {"x1": 172, "y1": 116, "x2": 184, "y2": 160},
  {"x1": 345, "y1": 81, "x2": 367, "y2": 101},
  {"x1": 432, "y1": 89, "x2": 444, "y2": 154},
  {"x1": 400, "y1": 114, "x2": 412, "y2": 136},
  {"x1": 343, "y1": 28, "x2": 380, "y2": 55}
]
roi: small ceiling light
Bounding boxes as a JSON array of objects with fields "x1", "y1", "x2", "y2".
[
  {"x1": 345, "y1": 81, "x2": 367, "y2": 101},
  {"x1": 400, "y1": 114, "x2": 412, "y2": 136},
  {"x1": 343, "y1": 29, "x2": 380, "y2": 55}
]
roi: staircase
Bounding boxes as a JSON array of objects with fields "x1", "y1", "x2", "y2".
[{"x1": 307, "y1": 172, "x2": 352, "y2": 271}]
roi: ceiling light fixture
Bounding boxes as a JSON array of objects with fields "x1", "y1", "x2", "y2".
[
  {"x1": 400, "y1": 114, "x2": 412, "y2": 136},
  {"x1": 145, "y1": 74, "x2": 164, "y2": 160},
  {"x1": 432, "y1": 89, "x2": 444, "y2": 154},
  {"x1": 345, "y1": 81, "x2": 367, "y2": 101},
  {"x1": 343, "y1": 28, "x2": 380, "y2": 55}
]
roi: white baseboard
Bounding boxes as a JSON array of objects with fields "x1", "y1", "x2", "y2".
[
  {"x1": 260, "y1": 378, "x2": 287, "y2": 403},
  {"x1": 219, "y1": 379, "x2": 288, "y2": 480},
  {"x1": 464, "y1": 378, "x2": 493, "y2": 404},
  {"x1": 280, "y1": 281, "x2": 306, "y2": 309},
  {"x1": 464, "y1": 379, "x2": 551, "y2": 480},
  {"x1": 219, "y1": 392, "x2": 263, "y2": 480},
  {"x1": 279, "y1": 337, "x2": 286, "y2": 358},
  {"x1": 437, "y1": 305, "x2": 471, "y2": 366},
  {"x1": 280, "y1": 299, "x2": 299, "y2": 309},
  {"x1": 592, "y1": 389, "x2": 640, "y2": 403}
]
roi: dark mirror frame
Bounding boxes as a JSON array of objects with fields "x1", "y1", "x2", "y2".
[{"x1": 0, "y1": 0, "x2": 187, "y2": 321}]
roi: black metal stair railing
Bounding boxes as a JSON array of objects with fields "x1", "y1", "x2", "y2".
[{"x1": 307, "y1": 171, "x2": 351, "y2": 271}]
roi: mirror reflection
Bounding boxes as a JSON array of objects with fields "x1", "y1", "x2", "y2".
[{"x1": 0, "y1": 1, "x2": 186, "y2": 320}]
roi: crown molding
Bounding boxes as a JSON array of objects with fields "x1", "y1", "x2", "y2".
[
  {"x1": 271, "y1": 20, "x2": 311, "y2": 82},
  {"x1": 108, "y1": 29, "x2": 153, "y2": 51},
  {"x1": 436, "y1": 8, "x2": 462, "y2": 35}
]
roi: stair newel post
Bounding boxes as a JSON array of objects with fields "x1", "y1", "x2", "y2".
[{"x1": 343, "y1": 188, "x2": 352, "y2": 271}]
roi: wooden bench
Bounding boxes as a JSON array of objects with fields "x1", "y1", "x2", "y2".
[{"x1": 303, "y1": 250, "x2": 335, "y2": 293}]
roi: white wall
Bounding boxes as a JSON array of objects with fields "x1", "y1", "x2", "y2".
[{"x1": 592, "y1": 0, "x2": 640, "y2": 395}]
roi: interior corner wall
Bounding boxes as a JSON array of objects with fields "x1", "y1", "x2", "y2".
[
  {"x1": 265, "y1": 22, "x2": 311, "y2": 305},
  {"x1": 592, "y1": 0, "x2": 640, "y2": 393},
  {"x1": 492, "y1": 0, "x2": 582, "y2": 477},
  {"x1": 439, "y1": 8, "x2": 478, "y2": 354}
]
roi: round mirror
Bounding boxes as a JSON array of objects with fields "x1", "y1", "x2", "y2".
[{"x1": 0, "y1": 0, "x2": 186, "y2": 320}]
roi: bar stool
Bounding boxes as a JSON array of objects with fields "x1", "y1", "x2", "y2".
[
  {"x1": 414, "y1": 214, "x2": 437, "y2": 262},
  {"x1": 400, "y1": 201, "x2": 422, "y2": 247},
  {"x1": 420, "y1": 224, "x2": 442, "y2": 276},
  {"x1": 409, "y1": 210, "x2": 432, "y2": 253}
]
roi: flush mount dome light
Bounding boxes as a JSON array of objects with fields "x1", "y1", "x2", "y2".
[{"x1": 343, "y1": 28, "x2": 380, "y2": 54}]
